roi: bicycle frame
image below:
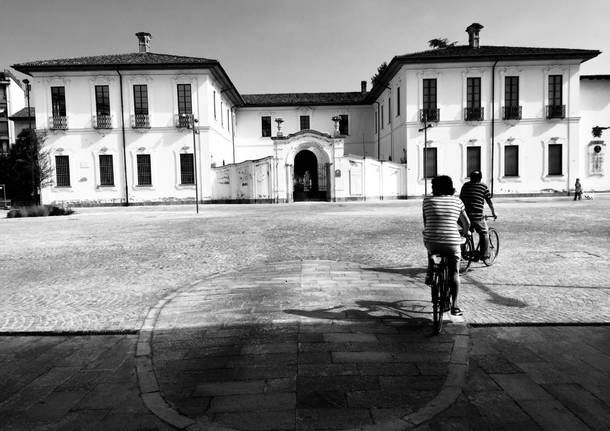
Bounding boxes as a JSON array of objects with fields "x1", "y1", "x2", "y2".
[{"x1": 430, "y1": 254, "x2": 451, "y2": 335}]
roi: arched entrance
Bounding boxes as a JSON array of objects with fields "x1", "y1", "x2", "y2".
[{"x1": 293, "y1": 150, "x2": 328, "y2": 201}]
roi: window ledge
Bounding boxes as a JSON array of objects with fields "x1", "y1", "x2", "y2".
[
  {"x1": 499, "y1": 176, "x2": 521, "y2": 183},
  {"x1": 543, "y1": 175, "x2": 565, "y2": 181},
  {"x1": 53, "y1": 186, "x2": 73, "y2": 190},
  {"x1": 97, "y1": 185, "x2": 116, "y2": 190},
  {"x1": 135, "y1": 185, "x2": 154, "y2": 189}
]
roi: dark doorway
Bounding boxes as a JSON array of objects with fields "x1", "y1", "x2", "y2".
[{"x1": 293, "y1": 150, "x2": 328, "y2": 201}]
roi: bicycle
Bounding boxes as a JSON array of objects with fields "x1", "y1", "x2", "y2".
[
  {"x1": 430, "y1": 254, "x2": 452, "y2": 335},
  {"x1": 459, "y1": 215, "x2": 499, "y2": 274}
]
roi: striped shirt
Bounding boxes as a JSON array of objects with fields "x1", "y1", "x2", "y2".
[
  {"x1": 422, "y1": 195, "x2": 465, "y2": 245},
  {"x1": 459, "y1": 182, "x2": 491, "y2": 221}
]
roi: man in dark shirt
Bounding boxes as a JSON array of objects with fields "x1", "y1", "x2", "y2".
[{"x1": 459, "y1": 171, "x2": 497, "y2": 259}]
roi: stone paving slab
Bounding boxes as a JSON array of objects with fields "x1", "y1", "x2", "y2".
[{"x1": 148, "y1": 260, "x2": 467, "y2": 431}]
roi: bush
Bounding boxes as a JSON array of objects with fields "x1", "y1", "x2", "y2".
[{"x1": 6, "y1": 205, "x2": 74, "y2": 218}]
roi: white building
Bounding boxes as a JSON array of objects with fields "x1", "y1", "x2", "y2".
[{"x1": 11, "y1": 24, "x2": 609, "y2": 206}]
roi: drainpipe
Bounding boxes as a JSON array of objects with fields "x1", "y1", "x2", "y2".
[
  {"x1": 490, "y1": 59, "x2": 498, "y2": 197},
  {"x1": 566, "y1": 65, "x2": 571, "y2": 196},
  {"x1": 374, "y1": 101, "x2": 381, "y2": 159},
  {"x1": 230, "y1": 106, "x2": 236, "y2": 164},
  {"x1": 117, "y1": 69, "x2": 129, "y2": 206}
]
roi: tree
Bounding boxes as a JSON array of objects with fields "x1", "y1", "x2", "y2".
[
  {"x1": 428, "y1": 38, "x2": 458, "y2": 49},
  {"x1": 0, "y1": 129, "x2": 52, "y2": 205},
  {"x1": 371, "y1": 61, "x2": 389, "y2": 88}
]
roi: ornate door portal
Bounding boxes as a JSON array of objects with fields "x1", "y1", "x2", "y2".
[{"x1": 293, "y1": 150, "x2": 328, "y2": 201}]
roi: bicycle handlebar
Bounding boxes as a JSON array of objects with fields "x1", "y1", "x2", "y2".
[{"x1": 484, "y1": 215, "x2": 498, "y2": 220}]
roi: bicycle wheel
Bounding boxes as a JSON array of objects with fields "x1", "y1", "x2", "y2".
[
  {"x1": 483, "y1": 229, "x2": 500, "y2": 266},
  {"x1": 459, "y1": 238, "x2": 473, "y2": 273},
  {"x1": 437, "y1": 264, "x2": 450, "y2": 333},
  {"x1": 431, "y1": 267, "x2": 443, "y2": 335}
]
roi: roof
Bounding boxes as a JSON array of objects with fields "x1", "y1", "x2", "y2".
[
  {"x1": 8, "y1": 107, "x2": 35, "y2": 120},
  {"x1": 12, "y1": 52, "x2": 244, "y2": 106},
  {"x1": 367, "y1": 44, "x2": 601, "y2": 100},
  {"x1": 242, "y1": 92, "x2": 368, "y2": 107}
]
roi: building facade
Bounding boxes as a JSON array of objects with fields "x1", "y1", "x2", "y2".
[
  {"x1": 0, "y1": 69, "x2": 26, "y2": 154},
  {"x1": 11, "y1": 24, "x2": 609, "y2": 206}
]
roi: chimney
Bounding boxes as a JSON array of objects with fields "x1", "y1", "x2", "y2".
[
  {"x1": 135, "y1": 32, "x2": 152, "y2": 53},
  {"x1": 361, "y1": 80, "x2": 367, "y2": 93},
  {"x1": 465, "y1": 23, "x2": 483, "y2": 48}
]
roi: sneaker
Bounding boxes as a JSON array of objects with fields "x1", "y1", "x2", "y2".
[{"x1": 451, "y1": 307, "x2": 464, "y2": 316}]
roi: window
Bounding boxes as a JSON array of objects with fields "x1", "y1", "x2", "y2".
[
  {"x1": 422, "y1": 79, "x2": 438, "y2": 122},
  {"x1": 339, "y1": 114, "x2": 349, "y2": 135},
  {"x1": 220, "y1": 102, "x2": 223, "y2": 126},
  {"x1": 300, "y1": 115, "x2": 310, "y2": 130},
  {"x1": 0, "y1": 122, "x2": 7, "y2": 135},
  {"x1": 547, "y1": 75, "x2": 564, "y2": 118},
  {"x1": 381, "y1": 105, "x2": 384, "y2": 129},
  {"x1": 374, "y1": 111, "x2": 378, "y2": 134},
  {"x1": 180, "y1": 153, "x2": 194, "y2": 185},
  {"x1": 261, "y1": 116, "x2": 271, "y2": 137},
  {"x1": 137, "y1": 154, "x2": 152, "y2": 186},
  {"x1": 504, "y1": 145, "x2": 519, "y2": 177},
  {"x1": 388, "y1": 97, "x2": 391, "y2": 122},
  {"x1": 467, "y1": 146, "x2": 481, "y2": 175},
  {"x1": 548, "y1": 144, "x2": 562, "y2": 175},
  {"x1": 504, "y1": 76, "x2": 520, "y2": 120},
  {"x1": 213, "y1": 91, "x2": 216, "y2": 120},
  {"x1": 55, "y1": 155, "x2": 70, "y2": 187},
  {"x1": 99, "y1": 154, "x2": 114, "y2": 186},
  {"x1": 177, "y1": 84, "x2": 192, "y2": 116},
  {"x1": 227, "y1": 109, "x2": 230, "y2": 131},
  {"x1": 51, "y1": 87, "x2": 66, "y2": 117},
  {"x1": 423, "y1": 147, "x2": 437, "y2": 178},
  {"x1": 94, "y1": 85, "x2": 111, "y2": 128},
  {"x1": 95, "y1": 85, "x2": 110, "y2": 116},
  {"x1": 396, "y1": 87, "x2": 400, "y2": 116},
  {"x1": 466, "y1": 77, "x2": 483, "y2": 120},
  {"x1": 133, "y1": 85, "x2": 149, "y2": 128}
]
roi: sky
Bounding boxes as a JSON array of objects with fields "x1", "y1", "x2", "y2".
[{"x1": 1, "y1": 0, "x2": 609, "y2": 94}]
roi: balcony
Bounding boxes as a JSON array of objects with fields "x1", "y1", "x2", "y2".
[
  {"x1": 93, "y1": 114, "x2": 112, "y2": 129},
  {"x1": 503, "y1": 106, "x2": 522, "y2": 121},
  {"x1": 546, "y1": 104, "x2": 565, "y2": 119},
  {"x1": 49, "y1": 115, "x2": 68, "y2": 130},
  {"x1": 132, "y1": 114, "x2": 150, "y2": 129},
  {"x1": 176, "y1": 113, "x2": 194, "y2": 128},
  {"x1": 419, "y1": 108, "x2": 440, "y2": 123},
  {"x1": 464, "y1": 106, "x2": 484, "y2": 121}
]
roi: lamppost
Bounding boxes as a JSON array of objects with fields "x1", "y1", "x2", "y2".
[
  {"x1": 22, "y1": 78, "x2": 37, "y2": 205},
  {"x1": 418, "y1": 122, "x2": 433, "y2": 196},
  {"x1": 182, "y1": 114, "x2": 199, "y2": 214}
]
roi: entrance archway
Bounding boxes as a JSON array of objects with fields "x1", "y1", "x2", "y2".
[{"x1": 293, "y1": 150, "x2": 328, "y2": 201}]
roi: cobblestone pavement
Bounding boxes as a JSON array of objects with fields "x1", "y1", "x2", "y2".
[
  {"x1": 149, "y1": 260, "x2": 467, "y2": 430},
  {"x1": 1, "y1": 196, "x2": 609, "y2": 332}
]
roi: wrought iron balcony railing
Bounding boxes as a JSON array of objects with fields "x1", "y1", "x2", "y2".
[
  {"x1": 464, "y1": 106, "x2": 484, "y2": 121},
  {"x1": 176, "y1": 113, "x2": 194, "y2": 128},
  {"x1": 49, "y1": 115, "x2": 68, "y2": 130},
  {"x1": 132, "y1": 114, "x2": 150, "y2": 129},
  {"x1": 502, "y1": 106, "x2": 522, "y2": 120},
  {"x1": 546, "y1": 104, "x2": 565, "y2": 119},
  {"x1": 93, "y1": 114, "x2": 112, "y2": 129},
  {"x1": 419, "y1": 108, "x2": 440, "y2": 123}
]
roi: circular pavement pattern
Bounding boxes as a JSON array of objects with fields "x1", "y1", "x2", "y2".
[{"x1": 140, "y1": 260, "x2": 468, "y2": 431}]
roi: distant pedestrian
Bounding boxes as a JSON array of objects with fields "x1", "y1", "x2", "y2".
[{"x1": 574, "y1": 179, "x2": 583, "y2": 201}]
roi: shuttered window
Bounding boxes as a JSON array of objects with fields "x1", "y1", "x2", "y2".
[
  {"x1": 504, "y1": 145, "x2": 519, "y2": 177},
  {"x1": 548, "y1": 144, "x2": 562, "y2": 175},
  {"x1": 180, "y1": 153, "x2": 194, "y2": 185},
  {"x1": 99, "y1": 154, "x2": 114, "y2": 186},
  {"x1": 466, "y1": 146, "x2": 481, "y2": 175},
  {"x1": 424, "y1": 147, "x2": 437, "y2": 178},
  {"x1": 137, "y1": 154, "x2": 152, "y2": 186},
  {"x1": 55, "y1": 155, "x2": 71, "y2": 187}
]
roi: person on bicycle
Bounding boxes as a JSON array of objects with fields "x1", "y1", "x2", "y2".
[
  {"x1": 423, "y1": 175, "x2": 470, "y2": 316},
  {"x1": 459, "y1": 171, "x2": 497, "y2": 259}
]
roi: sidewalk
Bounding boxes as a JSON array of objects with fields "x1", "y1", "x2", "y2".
[{"x1": 0, "y1": 260, "x2": 608, "y2": 430}]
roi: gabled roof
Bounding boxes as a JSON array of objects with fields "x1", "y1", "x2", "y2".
[
  {"x1": 242, "y1": 92, "x2": 368, "y2": 107},
  {"x1": 12, "y1": 52, "x2": 244, "y2": 106},
  {"x1": 8, "y1": 107, "x2": 35, "y2": 120},
  {"x1": 367, "y1": 45, "x2": 601, "y2": 101}
]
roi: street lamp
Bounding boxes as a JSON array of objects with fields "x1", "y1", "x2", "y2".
[
  {"x1": 182, "y1": 114, "x2": 199, "y2": 214},
  {"x1": 418, "y1": 122, "x2": 433, "y2": 196},
  {"x1": 22, "y1": 78, "x2": 37, "y2": 205}
]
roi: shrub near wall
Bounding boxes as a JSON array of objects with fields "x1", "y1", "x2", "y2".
[{"x1": 6, "y1": 205, "x2": 74, "y2": 218}]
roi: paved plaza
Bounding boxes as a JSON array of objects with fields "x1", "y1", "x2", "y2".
[{"x1": 0, "y1": 197, "x2": 609, "y2": 430}]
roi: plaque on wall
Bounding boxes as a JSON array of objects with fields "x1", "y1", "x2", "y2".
[{"x1": 335, "y1": 169, "x2": 341, "y2": 177}]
